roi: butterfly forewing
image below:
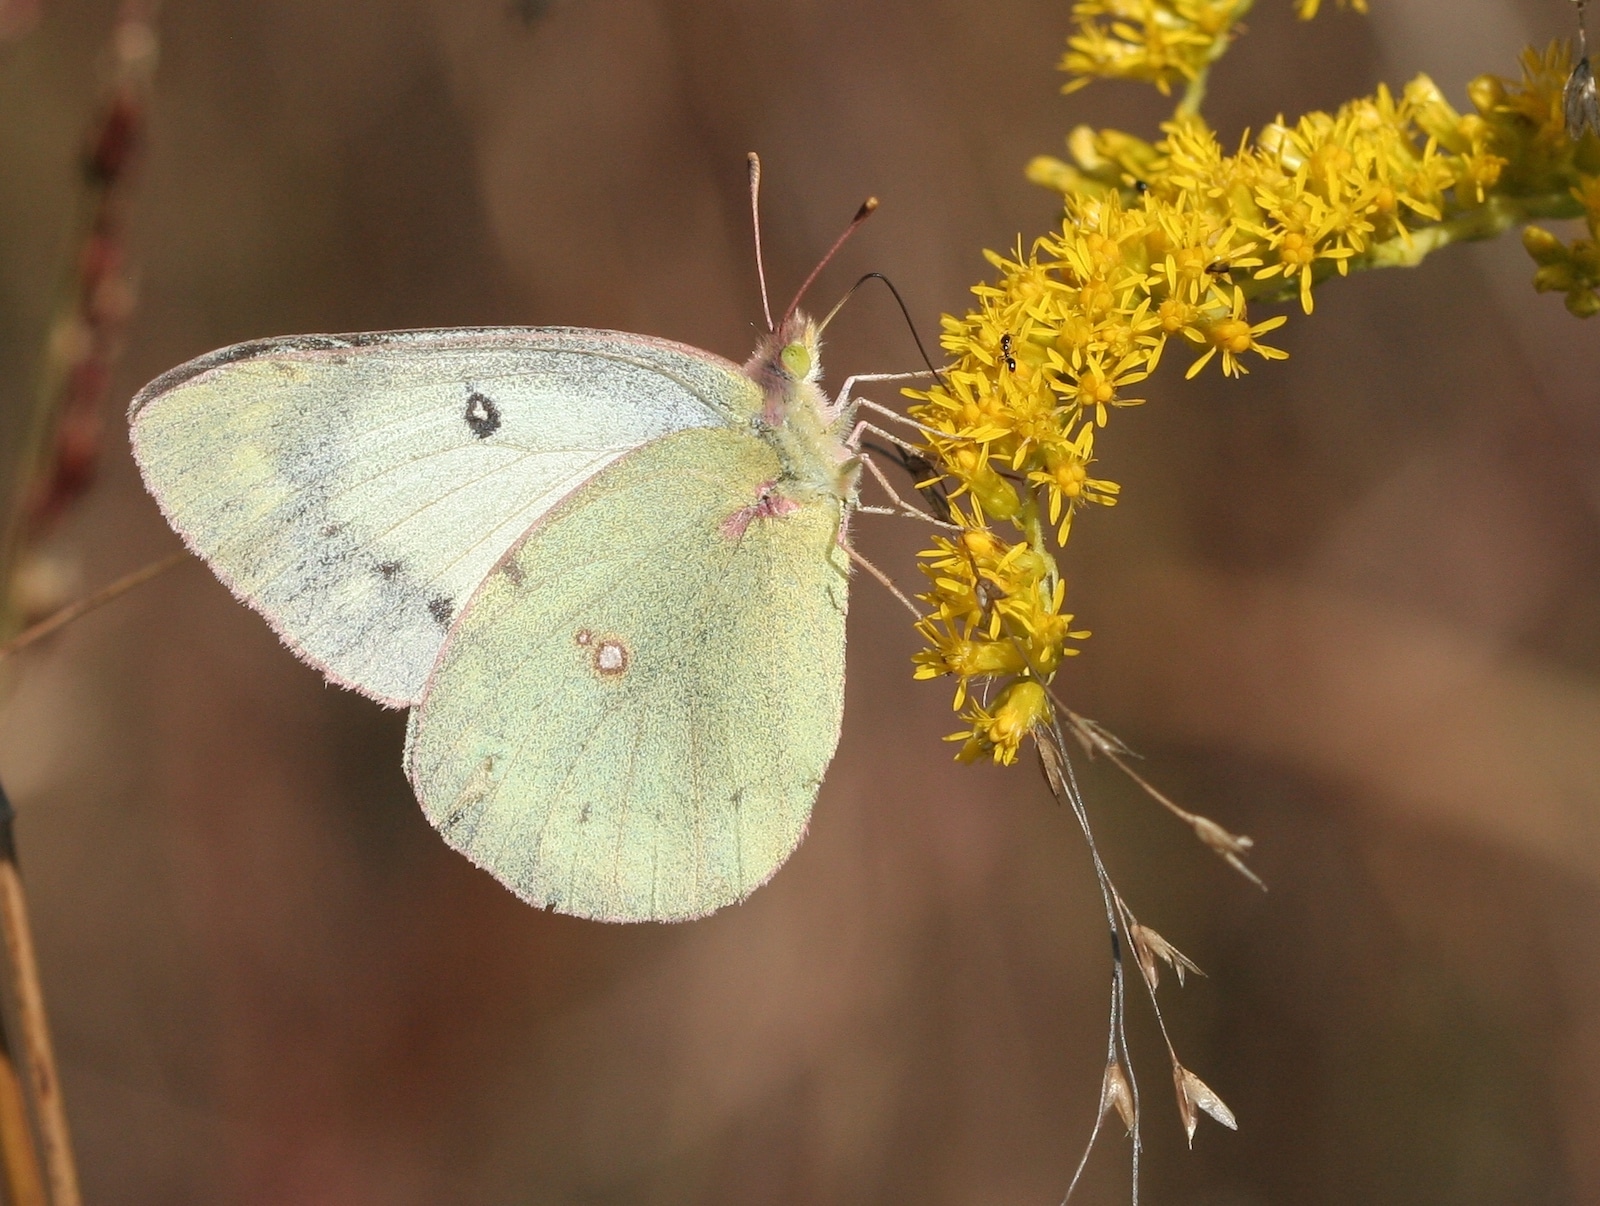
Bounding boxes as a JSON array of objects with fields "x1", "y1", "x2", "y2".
[
  {"x1": 404, "y1": 425, "x2": 850, "y2": 922},
  {"x1": 130, "y1": 328, "x2": 761, "y2": 704}
]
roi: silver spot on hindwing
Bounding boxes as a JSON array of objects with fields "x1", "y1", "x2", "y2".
[
  {"x1": 575, "y1": 630, "x2": 628, "y2": 678},
  {"x1": 596, "y1": 641, "x2": 627, "y2": 675}
]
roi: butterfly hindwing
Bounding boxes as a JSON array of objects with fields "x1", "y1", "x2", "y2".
[
  {"x1": 403, "y1": 425, "x2": 850, "y2": 922},
  {"x1": 129, "y1": 328, "x2": 761, "y2": 704}
]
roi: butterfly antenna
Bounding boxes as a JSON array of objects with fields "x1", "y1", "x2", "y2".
[
  {"x1": 781, "y1": 195, "x2": 879, "y2": 327},
  {"x1": 748, "y1": 153, "x2": 775, "y2": 333},
  {"x1": 819, "y1": 271, "x2": 946, "y2": 388}
]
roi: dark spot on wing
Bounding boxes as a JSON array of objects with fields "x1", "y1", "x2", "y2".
[
  {"x1": 465, "y1": 389, "x2": 502, "y2": 439},
  {"x1": 320, "y1": 522, "x2": 345, "y2": 538},
  {"x1": 428, "y1": 596, "x2": 453, "y2": 626},
  {"x1": 502, "y1": 560, "x2": 525, "y2": 586},
  {"x1": 377, "y1": 560, "x2": 402, "y2": 580}
]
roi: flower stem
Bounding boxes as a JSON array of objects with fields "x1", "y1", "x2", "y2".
[
  {"x1": 1176, "y1": 0, "x2": 1256, "y2": 120},
  {"x1": 1237, "y1": 191, "x2": 1586, "y2": 308}
]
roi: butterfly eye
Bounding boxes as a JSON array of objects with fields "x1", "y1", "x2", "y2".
[{"x1": 780, "y1": 342, "x2": 812, "y2": 379}]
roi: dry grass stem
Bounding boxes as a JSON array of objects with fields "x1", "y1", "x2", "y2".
[
  {"x1": 1037, "y1": 702, "x2": 1249, "y2": 1201},
  {"x1": 0, "y1": 551, "x2": 186, "y2": 664},
  {"x1": 1057, "y1": 699, "x2": 1265, "y2": 890},
  {"x1": 0, "y1": 1049, "x2": 44, "y2": 1206},
  {"x1": 0, "y1": 793, "x2": 78, "y2": 1206},
  {"x1": 0, "y1": 5, "x2": 162, "y2": 1200}
]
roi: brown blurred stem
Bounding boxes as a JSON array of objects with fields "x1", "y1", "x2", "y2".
[
  {"x1": 0, "y1": 1025, "x2": 46, "y2": 1206},
  {"x1": 0, "y1": 5, "x2": 161, "y2": 1201},
  {"x1": 0, "y1": 5, "x2": 159, "y2": 626},
  {"x1": 0, "y1": 786, "x2": 74, "y2": 1206},
  {"x1": 0, "y1": 550, "x2": 186, "y2": 664}
]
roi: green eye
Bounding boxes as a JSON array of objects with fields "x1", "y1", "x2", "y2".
[{"x1": 780, "y1": 342, "x2": 811, "y2": 378}]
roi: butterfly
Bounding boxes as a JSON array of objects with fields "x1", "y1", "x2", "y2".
[{"x1": 129, "y1": 157, "x2": 886, "y2": 923}]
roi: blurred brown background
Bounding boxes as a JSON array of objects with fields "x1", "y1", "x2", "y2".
[{"x1": 2, "y1": 0, "x2": 1598, "y2": 1201}]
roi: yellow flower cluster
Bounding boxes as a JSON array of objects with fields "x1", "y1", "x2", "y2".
[
  {"x1": 913, "y1": 528, "x2": 1089, "y2": 764},
  {"x1": 1291, "y1": 0, "x2": 1366, "y2": 18},
  {"x1": 1061, "y1": 0, "x2": 1366, "y2": 101},
  {"x1": 1525, "y1": 183, "x2": 1600, "y2": 315},
  {"x1": 908, "y1": 21, "x2": 1599, "y2": 764}
]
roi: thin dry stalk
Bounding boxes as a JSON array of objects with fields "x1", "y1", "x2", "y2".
[
  {"x1": 0, "y1": 551, "x2": 186, "y2": 664},
  {"x1": 0, "y1": 1038, "x2": 45, "y2": 1206},
  {"x1": 1054, "y1": 694, "x2": 1264, "y2": 889},
  {"x1": 0, "y1": 5, "x2": 158, "y2": 613},
  {"x1": 1037, "y1": 704, "x2": 1243, "y2": 1204},
  {"x1": 1037, "y1": 722, "x2": 1142, "y2": 1204},
  {"x1": 0, "y1": 5, "x2": 161, "y2": 1201},
  {"x1": 0, "y1": 788, "x2": 75, "y2": 1206}
]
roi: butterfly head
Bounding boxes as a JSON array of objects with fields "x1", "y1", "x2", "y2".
[
  {"x1": 775, "y1": 317, "x2": 821, "y2": 384},
  {"x1": 741, "y1": 312, "x2": 859, "y2": 506},
  {"x1": 745, "y1": 311, "x2": 824, "y2": 426}
]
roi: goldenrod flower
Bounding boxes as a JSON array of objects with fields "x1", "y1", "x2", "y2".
[
  {"x1": 909, "y1": 14, "x2": 1600, "y2": 760},
  {"x1": 1026, "y1": 422, "x2": 1122, "y2": 539},
  {"x1": 1295, "y1": 0, "x2": 1367, "y2": 16},
  {"x1": 1524, "y1": 221, "x2": 1600, "y2": 315},
  {"x1": 949, "y1": 680, "x2": 1053, "y2": 765},
  {"x1": 1064, "y1": 0, "x2": 1369, "y2": 102},
  {"x1": 1184, "y1": 286, "x2": 1289, "y2": 377},
  {"x1": 910, "y1": 2, "x2": 1599, "y2": 1186}
]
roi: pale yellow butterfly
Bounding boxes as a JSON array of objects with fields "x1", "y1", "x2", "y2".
[{"x1": 130, "y1": 159, "x2": 885, "y2": 922}]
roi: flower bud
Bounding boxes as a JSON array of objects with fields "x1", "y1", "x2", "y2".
[{"x1": 1521, "y1": 225, "x2": 1564, "y2": 265}]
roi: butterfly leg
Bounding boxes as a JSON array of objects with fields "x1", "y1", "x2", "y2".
[
  {"x1": 846, "y1": 419, "x2": 959, "y2": 527},
  {"x1": 828, "y1": 371, "x2": 931, "y2": 423},
  {"x1": 836, "y1": 536, "x2": 923, "y2": 619},
  {"x1": 853, "y1": 449, "x2": 959, "y2": 530},
  {"x1": 843, "y1": 417, "x2": 921, "y2": 457},
  {"x1": 845, "y1": 396, "x2": 946, "y2": 441}
]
